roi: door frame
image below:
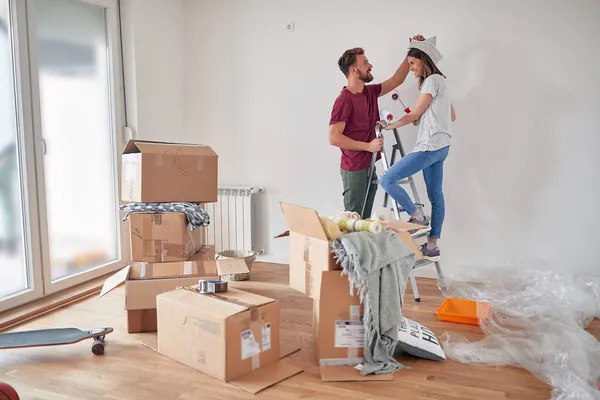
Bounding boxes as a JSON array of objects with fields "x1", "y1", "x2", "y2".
[
  {"x1": 0, "y1": 0, "x2": 45, "y2": 312},
  {"x1": 24, "y1": 0, "x2": 129, "y2": 296}
]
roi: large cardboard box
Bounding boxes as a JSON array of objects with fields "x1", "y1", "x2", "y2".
[
  {"x1": 277, "y1": 202, "x2": 427, "y2": 298},
  {"x1": 128, "y1": 212, "x2": 203, "y2": 263},
  {"x1": 126, "y1": 309, "x2": 157, "y2": 333},
  {"x1": 100, "y1": 257, "x2": 250, "y2": 310},
  {"x1": 129, "y1": 245, "x2": 216, "y2": 280},
  {"x1": 156, "y1": 286, "x2": 303, "y2": 393},
  {"x1": 121, "y1": 140, "x2": 218, "y2": 203},
  {"x1": 276, "y1": 202, "x2": 341, "y2": 299},
  {"x1": 313, "y1": 271, "x2": 394, "y2": 382}
]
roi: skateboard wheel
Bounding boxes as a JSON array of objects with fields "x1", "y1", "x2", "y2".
[{"x1": 92, "y1": 340, "x2": 104, "y2": 355}]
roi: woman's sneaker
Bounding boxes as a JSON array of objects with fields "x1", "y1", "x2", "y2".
[
  {"x1": 420, "y1": 243, "x2": 441, "y2": 262},
  {"x1": 407, "y1": 215, "x2": 432, "y2": 236}
]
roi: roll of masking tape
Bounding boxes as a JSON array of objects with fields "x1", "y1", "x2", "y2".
[{"x1": 198, "y1": 279, "x2": 228, "y2": 294}]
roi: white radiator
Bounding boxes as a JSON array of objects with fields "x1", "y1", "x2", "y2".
[{"x1": 204, "y1": 186, "x2": 263, "y2": 254}]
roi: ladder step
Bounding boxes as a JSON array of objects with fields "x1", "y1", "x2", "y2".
[{"x1": 414, "y1": 259, "x2": 437, "y2": 268}]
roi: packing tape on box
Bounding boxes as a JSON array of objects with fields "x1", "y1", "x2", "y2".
[
  {"x1": 304, "y1": 237, "x2": 313, "y2": 296},
  {"x1": 348, "y1": 305, "x2": 361, "y2": 360},
  {"x1": 139, "y1": 263, "x2": 147, "y2": 278},
  {"x1": 180, "y1": 284, "x2": 269, "y2": 369},
  {"x1": 183, "y1": 261, "x2": 192, "y2": 275}
]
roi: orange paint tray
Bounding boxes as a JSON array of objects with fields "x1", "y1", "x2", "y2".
[{"x1": 436, "y1": 298, "x2": 491, "y2": 326}]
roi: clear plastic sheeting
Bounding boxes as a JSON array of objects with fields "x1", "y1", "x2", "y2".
[{"x1": 438, "y1": 258, "x2": 600, "y2": 400}]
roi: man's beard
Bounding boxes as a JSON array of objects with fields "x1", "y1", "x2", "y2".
[{"x1": 359, "y1": 70, "x2": 374, "y2": 83}]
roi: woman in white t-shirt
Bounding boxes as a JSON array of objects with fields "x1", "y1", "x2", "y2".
[{"x1": 378, "y1": 36, "x2": 455, "y2": 261}]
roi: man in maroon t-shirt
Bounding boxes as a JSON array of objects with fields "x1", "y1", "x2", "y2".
[{"x1": 329, "y1": 36, "x2": 424, "y2": 218}]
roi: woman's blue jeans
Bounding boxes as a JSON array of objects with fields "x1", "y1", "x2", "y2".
[{"x1": 379, "y1": 145, "x2": 449, "y2": 239}]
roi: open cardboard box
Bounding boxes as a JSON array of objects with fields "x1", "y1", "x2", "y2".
[
  {"x1": 141, "y1": 285, "x2": 303, "y2": 394},
  {"x1": 121, "y1": 139, "x2": 218, "y2": 203},
  {"x1": 99, "y1": 257, "x2": 251, "y2": 310},
  {"x1": 276, "y1": 202, "x2": 426, "y2": 299}
]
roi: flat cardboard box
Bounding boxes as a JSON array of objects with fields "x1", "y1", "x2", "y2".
[
  {"x1": 314, "y1": 270, "x2": 394, "y2": 382},
  {"x1": 128, "y1": 212, "x2": 203, "y2": 263},
  {"x1": 121, "y1": 139, "x2": 218, "y2": 203},
  {"x1": 129, "y1": 245, "x2": 216, "y2": 280},
  {"x1": 156, "y1": 286, "x2": 303, "y2": 393},
  {"x1": 277, "y1": 202, "x2": 425, "y2": 298},
  {"x1": 99, "y1": 258, "x2": 250, "y2": 311}
]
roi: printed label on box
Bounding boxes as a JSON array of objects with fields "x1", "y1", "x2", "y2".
[
  {"x1": 262, "y1": 323, "x2": 271, "y2": 351},
  {"x1": 241, "y1": 329, "x2": 261, "y2": 360},
  {"x1": 334, "y1": 320, "x2": 364, "y2": 348}
]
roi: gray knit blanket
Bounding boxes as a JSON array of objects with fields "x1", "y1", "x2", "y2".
[
  {"x1": 119, "y1": 202, "x2": 210, "y2": 231},
  {"x1": 331, "y1": 230, "x2": 416, "y2": 376}
]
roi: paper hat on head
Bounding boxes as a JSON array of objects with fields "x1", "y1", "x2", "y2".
[{"x1": 408, "y1": 36, "x2": 442, "y2": 64}]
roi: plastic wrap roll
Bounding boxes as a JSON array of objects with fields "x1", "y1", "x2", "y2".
[
  {"x1": 333, "y1": 217, "x2": 382, "y2": 234},
  {"x1": 319, "y1": 216, "x2": 343, "y2": 240}
]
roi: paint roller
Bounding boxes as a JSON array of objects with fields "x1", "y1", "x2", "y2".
[
  {"x1": 380, "y1": 108, "x2": 394, "y2": 123},
  {"x1": 391, "y1": 90, "x2": 411, "y2": 113}
]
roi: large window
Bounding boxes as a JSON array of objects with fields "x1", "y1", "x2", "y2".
[{"x1": 0, "y1": 0, "x2": 127, "y2": 311}]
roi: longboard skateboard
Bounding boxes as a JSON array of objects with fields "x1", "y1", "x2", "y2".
[{"x1": 0, "y1": 327, "x2": 113, "y2": 355}]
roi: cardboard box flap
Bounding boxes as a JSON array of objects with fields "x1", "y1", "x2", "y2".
[
  {"x1": 122, "y1": 139, "x2": 218, "y2": 157},
  {"x1": 99, "y1": 265, "x2": 131, "y2": 297},
  {"x1": 159, "y1": 287, "x2": 275, "y2": 319},
  {"x1": 279, "y1": 202, "x2": 328, "y2": 241},
  {"x1": 320, "y1": 365, "x2": 394, "y2": 382},
  {"x1": 228, "y1": 360, "x2": 303, "y2": 394},
  {"x1": 209, "y1": 258, "x2": 250, "y2": 276}
]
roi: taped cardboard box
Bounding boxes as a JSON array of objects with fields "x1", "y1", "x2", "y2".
[
  {"x1": 276, "y1": 202, "x2": 341, "y2": 299},
  {"x1": 276, "y1": 203, "x2": 428, "y2": 298},
  {"x1": 128, "y1": 212, "x2": 203, "y2": 263},
  {"x1": 129, "y1": 245, "x2": 216, "y2": 280},
  {"x1": 314, "y1": 270, "x2": 394, "y2": 382},
  {"x1": 121, "y1": 139, "x2": 218, "y2": 203},
  {"x1": 155, "y1": 286, "x2": 303, "y2": 393},
  {"x1": 126, "y1": 309, "x2": 157, "y2": 333},
  {"x1": 103, "y1": 258, "x2": 250, "y2": 333},
  {"x1": 99, "y1": 257, "x2": 251, "y2": 310}
]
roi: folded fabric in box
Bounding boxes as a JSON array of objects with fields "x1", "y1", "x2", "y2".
[{"x1": 120, "y1": 202, "x2": 210, "y2": 231}]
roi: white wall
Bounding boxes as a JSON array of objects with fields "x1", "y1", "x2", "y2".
[
  {"x1": 124, "y1": 0, "x2": 600, "y2": 277},
  {"x1": 120, "y1": 0, "x2": 185, "y2": 142}
]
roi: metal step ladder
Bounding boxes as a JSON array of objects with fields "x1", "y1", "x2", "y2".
[{"x1": 361, "y1": 124, "x2": 446, "y2": 302}]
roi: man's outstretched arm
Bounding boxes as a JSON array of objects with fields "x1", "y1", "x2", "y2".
[
  {"x1": 380, "y1": 58, "x2": 410, "y2": 97},
  {"x1": 379, "y1": 34, "x2": 425, "y2": 97}
]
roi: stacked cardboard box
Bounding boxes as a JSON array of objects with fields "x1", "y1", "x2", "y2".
[
  {"x1": 100, "y1": 140, "x2": 221, "y2": 333},
  {"x1": 277, "y1": 202, "x2": 424, "y2": 382}
]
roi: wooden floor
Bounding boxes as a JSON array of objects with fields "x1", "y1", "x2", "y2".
[{"x1": 0, "y1": 263, "x2": 598, "y2": 400}]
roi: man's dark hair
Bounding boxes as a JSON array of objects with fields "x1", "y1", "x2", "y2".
[{"x1": 338, "y1": 47, "x2": 364, "y2": 77}]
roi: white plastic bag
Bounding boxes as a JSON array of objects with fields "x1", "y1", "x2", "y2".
[{"x1": 439, "y1": 258, "x2": 600, "y2": 400}]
